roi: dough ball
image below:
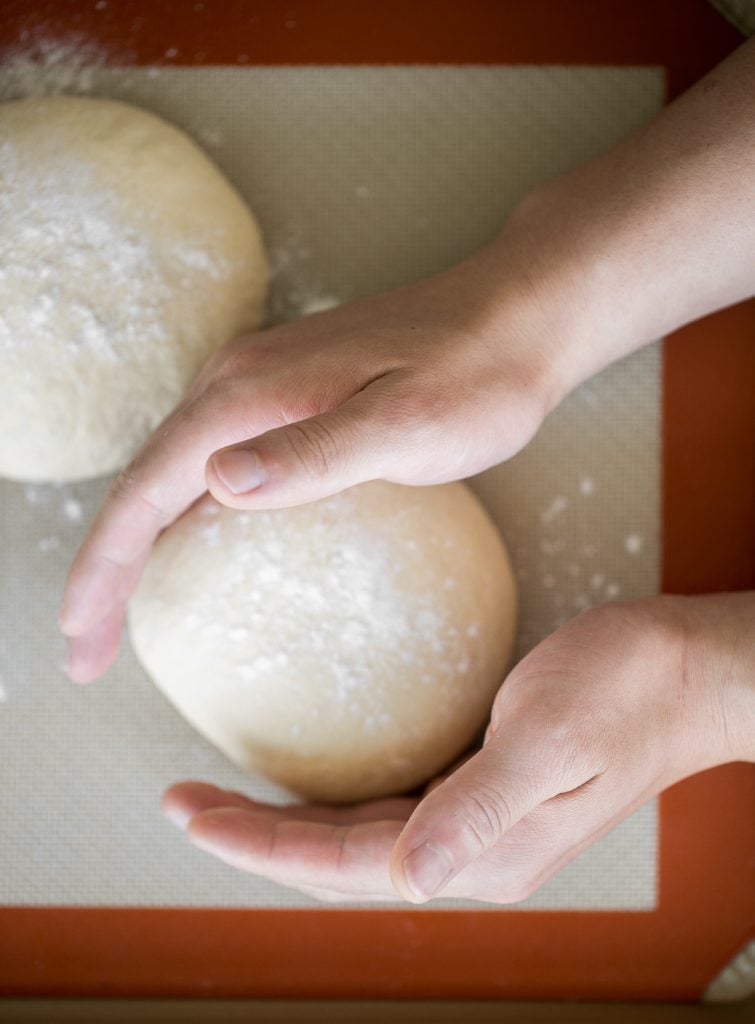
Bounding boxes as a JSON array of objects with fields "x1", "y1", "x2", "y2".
[
  {"x1": 128, "y1": 481, "x2": 517, "y2": 804},
  {"x1": 0, "y1": 96, "x2": 267, "y2": 482}
]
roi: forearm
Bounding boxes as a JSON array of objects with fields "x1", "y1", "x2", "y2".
[{"x1": 477, "y1": 36, "x2": 755, "y2": 405}]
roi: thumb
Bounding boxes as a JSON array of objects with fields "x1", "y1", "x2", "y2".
[
  {"x1": 390, "y1": 738, "x2": 561, "y2": 904},
  {"x1": 205, "y1": 388, "x2": 396, "y2": 509}
]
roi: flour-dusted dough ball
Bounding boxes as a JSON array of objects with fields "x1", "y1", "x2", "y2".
[
  {"x1": 128, "y1": 481, "x2": 517, "y2": 804},
  {"x1": 0, "y1": 96, "x2": 267, "y2": 482}
]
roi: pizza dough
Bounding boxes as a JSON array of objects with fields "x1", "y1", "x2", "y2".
[
  {"x1": 128, "y1": 480, "x2": 517, "y2": 803},
  {"x1": 0, "y1": 95, "x2": 267, "y2": 482}
]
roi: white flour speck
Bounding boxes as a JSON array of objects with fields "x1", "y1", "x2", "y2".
[
  {"x1": 298, "y1": 293, "x2": 341, "y2": 316},
  {"x1": 605, "y1": 583, "x2": 621, "y2": 598},
  {"x1": 540, "y1": 496, "x2": 568, "y2": 524},
  {"x1": 62, "y1": 497, "x2": 83, "y2": 522},
  {"x1": 579, "y1": 477, "x2": 595, "y2": 495},
  {"x1": 624, "y1": 534, "x2": 643, "y2": 555},
  {"x1": 0, "y1": 37, "x2": 107, "y2": 100},
  {"x1": 196, "y1": 125, "x2": 224, "y2": 149},
  {"x1": 38, "y1": 535, "x2": 60, "y2": 552}
]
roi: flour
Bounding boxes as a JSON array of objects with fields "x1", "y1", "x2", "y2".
[
  {"x1": 540, "y1": 496, "x2": 569, "y2": 524},
  {"x1": 297, "y1": 294, "x2": 342, "y2": 316},
  {"x1": 0, "y1": 94, "x2": 267, "y2": 481},
  {"x1": 0, "y1": 37, "x2": 107, "y2": 102},
  {"x1": 266, "y1": 230, "x2": 343, "y2": 324},
  {"x1": 521, "y1": 470, "x2": 643, "y2": 644},
  {"x1": 129, "y1": 479, "x2": 514, "y2": 801},
  {"x1": 0, "y1": 130, "x2": 235, "y2": 370},
  {"x1": 624, "y1": 534, "x2": 643, "y2": 555},
  {"x1": 62, "y1": 497, "x2": 83, "y2": 522},
  {"x1": 0, "y1": 139, "x2": 168, "y2": 367}
]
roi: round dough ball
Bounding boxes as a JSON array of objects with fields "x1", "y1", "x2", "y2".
[
  {"x1": 0, "y1": 96, "x2": 267, "y2": 482},
  {"x1": 128, "y1": 481, "x2": 517, "y2": 804}
]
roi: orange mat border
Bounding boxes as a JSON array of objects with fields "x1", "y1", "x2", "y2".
[{"x1": 0, "y1": 0, "x2": 752, "y2": 1002}]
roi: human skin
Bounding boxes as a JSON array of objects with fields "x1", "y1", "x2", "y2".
[
  {"x1": 60, "y1": 37, "x2": 755, "y2": 902},
  {"x1": 165, "y1": 592, "x2": 755, "y2": 904}
]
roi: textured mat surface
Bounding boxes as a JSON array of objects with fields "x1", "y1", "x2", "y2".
[{"x1": 0, "y1": 64, "x2": 663, "y2": 909}]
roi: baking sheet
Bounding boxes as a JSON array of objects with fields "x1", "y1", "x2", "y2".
[{"x1": 0, "y1": 63, "x2": 663, "y2": 909}]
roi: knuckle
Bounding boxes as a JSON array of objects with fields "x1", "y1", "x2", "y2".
[
  {"x1": 109, "y1": 460, "x2": 145, "y2": 509},
  {"x1": 280, "y1": 418, "x2": 341, "y2": 479},
  {"x1": 452, "y1": 782, "x2": 513, "y2": 855},
  {"x1": 211, "y1": 342, "x2": 273, "y2": 385},
  {"x1": 110, "y1": 463, "x2": 169, "y2": 526},
  {"x1": 107, "y1": 458, "x2": 169, "y2": 536}
]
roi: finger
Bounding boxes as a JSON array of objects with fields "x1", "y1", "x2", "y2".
[
  {"x1": 63, "y1": 546, "x2": 150, "y2": 682},
  {"x1": 186, "y1": 806, "x2": 403, "y2": 898},
  {"x1": 448, "y1": 777, "x2": 645, "y2": 905},
  {"x1": 63, "y1": 600, "x2": 127, "y2": 683},
  {"x1": 206, "y1": 385, "x2": 401, "y2": 510},
  {"x1": 390, "y1": 728, "x2": 594, "y2": 903},
  {"x1": 162, "y1": 780, "x2": 418, "y2": 831},
  {"x1": 165, "y1": 784, "x2": 410, "y2": 903},
  {"x1": 58, "y1": 385, "x2": 272, "y2": 639}
]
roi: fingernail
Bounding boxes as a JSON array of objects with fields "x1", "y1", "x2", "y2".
[
  {"x1": 401, "y1": 840, "x2": 454, "y2": 901},
  {"x1": 163, "y1": 801, "x2": 193, "y2": 831},
  {"x1": 62, "y1": 642, "x2": 87, "y2": 685},
  {"x1": 211, "y1": 449, "x2": 266, "y2": 495}
]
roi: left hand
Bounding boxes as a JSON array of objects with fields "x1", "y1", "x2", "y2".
[{"x1": 163, "y1": 593, "x2": 755, "y2": 904}]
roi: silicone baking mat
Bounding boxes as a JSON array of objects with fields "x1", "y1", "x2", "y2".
[{"x1": 0, "y1": 0, "x2": 753, "y2": 1002}]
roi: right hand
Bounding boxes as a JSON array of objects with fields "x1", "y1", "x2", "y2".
[
  {"x1": 161, "y1": 593, "x2": 755, "y2": 904},
  {"x1": 59, "y1": 230, "x2": 576, "y2": 684}
]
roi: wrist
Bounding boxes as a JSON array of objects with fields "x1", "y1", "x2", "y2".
[
  {"x1": 680, "y1": 592, "x2": 755, "y2": 766},
  {"x1": 469, "y1": 180, "x2": 649, "y2": 412},
  {"x1": 447, "y1": 209, "x2": 609, "y2": 417}
]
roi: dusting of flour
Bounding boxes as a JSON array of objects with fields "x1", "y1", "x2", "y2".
[
  {"x1": 190, "y1": 492, "x2": 473, "y2": 730},
  {"x1": 0, "y1": 37, "x2": 109, "y2": 101}
]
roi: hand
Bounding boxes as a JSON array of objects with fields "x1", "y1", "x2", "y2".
[
  {"x1": 58, "y1": 235, "x2": 575, "y2": 683},
  {"x1": 60, "y1": 38, "x2": 755, "y2": 684},
  {"x1": 162, "y1": 594, "x2": 755, "y2": 904}
]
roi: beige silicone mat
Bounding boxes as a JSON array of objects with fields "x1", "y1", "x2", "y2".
[{"x1": 0, "y1": 63, "x2": 663, "y2": 909}]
